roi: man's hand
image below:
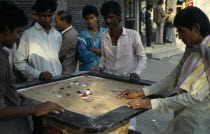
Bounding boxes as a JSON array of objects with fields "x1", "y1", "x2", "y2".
[
  {"x1": 88, "y1": 47, "x2": 101, "y2": 55},
  {"x1": 32, "y1": 101, "x2": 64, "y2": 116},
  {"x1": 126, "y1": 99, "x2": 152, "y2": 109},
  {"x1": 130, "y1": 73, "x2": 140, "y2": 81},
  {"x1": 19, "y1": 93, "x2": 27, "y2": 101},
  {"x1": 117, "y1": 89, "x2": 145, "y2": 99},
  {"x1": 39, "y1": 71, "x2": 53, "y2": 80},
  {"x1": 91, "y1": 66, "x2": 102, "y2": 73}
]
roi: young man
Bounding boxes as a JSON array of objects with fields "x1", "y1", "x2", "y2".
[
  {"x1": 165, "y1": 8, "x2": 175, "y2": 43},
  {"x1": 93, "y1": 1, "x2": 147, "y2": 81},
  {"x1": 0, "y1": 1, "x2": 64, "y2": 134},
  {"x1": 54, "y1": 10, "x2": 78, "y2": 75},
  {"x1": 77, "y1": 5, "x2": 107, "y2": 71},
  {"x1": 15, "y1": 0, "x2": 62, "y2": 81},
  {"x1": 118, "y1": 7, "x2": 210, "y2": 134},
  {"x1": 145, "y1": 5, "x2": 153, "y2": 47},
  {"x1": 153, "y1": 0, "x2": 166, "y2": 44}
]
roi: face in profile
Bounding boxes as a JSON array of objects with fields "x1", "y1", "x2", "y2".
[
  {"x1": 54, "y1": 13, "x2": 64, "y2": 32},
  {"x1": 37, "y1": 10, "x2": 53, "y2": 28},
  {"x1": 84, "y1": 14, "x2": 98, "y2": 29},
  {"x1": 176, "y1": 25, "x2": 200, "y2": 47},
  {"x1": 3, "y1": 27, "x2": 21, "y2": 49}
]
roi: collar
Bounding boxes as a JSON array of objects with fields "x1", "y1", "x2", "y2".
[
  {"x1": 34, "y1": 22, "x2": 54, "y2": 32},
  {"x1": 82, "y1": 26, "x2": 103, "y2": 38},
  {"x1": 0, "y1": 48, "x2": 9, "y2": 59},
  {"x1": 106, "y1": 27, "x2": 127, "y2": 39},
  {"x1": 34, "y1": 22, "x2": 42, "y2": 30},
  {"x1": 61, "y1": 25, "x2": 72, "y2": 35}
]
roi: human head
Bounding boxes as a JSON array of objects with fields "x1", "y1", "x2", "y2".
[
  {"x1": 35, "y1": 0, "x2": 57, "y2": 28},
  {"x1": 100, "y1": 1, "x2": 121, "y2": 20},
  {"x1": 158, "y1": 0, "x2": 164, "y2": 5},
  {"x1": 0, "y1": 1, "x2": 28, "y2": 48},
  {"x1": 82, "y1": 5, "x2": 99, "y2": 29},
  {"x1": 100, "y1": 1, "x2": 122, "y2": 29},
  {"x1": 147, "y1": 5, "x2": 153, "y2": 12},
  {"x1": 168, "y1": 8, "x2": 173, "y2": 14},
  {"x1": 31, "y1": 4, "x2": 38, "y2": 21},
  {"x1": 174, "y1": 6, "x2": 210, "y2": 47},
  {"x1": 54, "y1": 10, "x2": 72, "y2": 32}
]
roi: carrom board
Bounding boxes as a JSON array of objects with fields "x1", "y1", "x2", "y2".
[{"x1": 17, "y1": 72, "x2": 155, "y2": 133}]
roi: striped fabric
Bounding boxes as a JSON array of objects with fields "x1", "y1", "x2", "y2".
[
  {"x1": 177, "y1": 39, "x2": 210, "y2": 94},
  {"x1": 167, "y1": 13, "x2": 174, "y2": 23}
]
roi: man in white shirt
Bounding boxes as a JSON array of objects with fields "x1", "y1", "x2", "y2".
[
  {"x1": 93, "y1": 1, "x2": 147, "y2": 81},
  {"x1": 92, "y1": 1, "x2": 147, "y2": 131},
  {"x1": 54, "y1": 10, "x2": 78, "y2": 75},
  {"x1": 15, "y1": 0, "x2": 62, "y2": 81}
]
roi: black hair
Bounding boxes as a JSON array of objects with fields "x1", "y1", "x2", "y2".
[
  {"x1": 57, "y1": 10, "x2": 72, "y2": 24},
  {"x1": 158, "y1": 0, "x2": 163, "y2": 5},
  {"x1": 35, "y1": 0, "x2": 57, "y2": 14},
  {"x1": 100, "y1": 1, "x2": 121, "y2": 17},
  {"x1": 174, "y1": 6, "x2": 210, "y2": 37},
  {"x1": 82, "y1": 5, "x2": 99, "y2": 18},
  {"x1": 31, "y1": 4, "x2": 36, "y2": 11},
  {"x1": 169, "y1": 8, "x2": 173, "y2": 12},
  {"x1": 0, "y1": 1, "x2": 28, "y2": 33},
  {"x1": 147, "y1": 5, "x2": 153, "y2": 10}
]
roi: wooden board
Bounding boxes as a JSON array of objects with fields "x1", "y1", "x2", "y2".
[{"x1": 19, "y1": 76, "x2": 145, "y2": 118}]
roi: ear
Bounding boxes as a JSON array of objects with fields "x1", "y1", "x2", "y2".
[{"x1": 193, "y1": 23, "x2": 200, "y2": 34}]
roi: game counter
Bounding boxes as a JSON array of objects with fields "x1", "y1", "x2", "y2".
[{"x1": 17, "y1": 72, "x2": 156, "y2": 134}]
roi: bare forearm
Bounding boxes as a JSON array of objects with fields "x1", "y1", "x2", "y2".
[
  {"x1": 0, "y1": 106, "x2": 35, "y2": 119},
  {"x1": 88, "y1": 48, "x2": 101, "y2": 55}
]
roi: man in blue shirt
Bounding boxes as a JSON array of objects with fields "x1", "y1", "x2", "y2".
[{"x1": 78, "y1": 5, "x2": 107, "y2": 71}]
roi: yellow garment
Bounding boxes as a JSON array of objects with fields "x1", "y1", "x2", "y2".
[{"x1": 177, "y1": 42, "x2": 210, "y2": 95}]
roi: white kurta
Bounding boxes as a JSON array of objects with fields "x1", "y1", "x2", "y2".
[
  {"x1": 143, "y1": 48, "x2": 210, "y2": 134},
  {"x1": 15, "y1": 23, "x2": 62, "y2": 79}
]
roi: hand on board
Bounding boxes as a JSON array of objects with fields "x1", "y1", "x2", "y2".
[
  {"x1": 91, "y1": 66, "x2": 102, "y2": 73},
  {"x1": 126, "y1": 99, "x2": 152, "y2": 109},
  {"x1": 130, "y1": 73, "x2": 140, "y2": 81},
  {"x1": 117, "y1": 89, "x2": 145, "y2": 99},
  {"x1": 39, "y1": 71, "x2": 53, "y2": 80},
  {"x1": 33, "y1": 101, "x2": 64, "y2": 116}
]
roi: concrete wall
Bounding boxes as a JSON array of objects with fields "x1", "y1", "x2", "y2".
[
  {"x1": 57, "y1": 0, "x2": 68, "y2": 11},
  {"x1": 193, "y1": 0, "x2": 210, "y2": 20}
]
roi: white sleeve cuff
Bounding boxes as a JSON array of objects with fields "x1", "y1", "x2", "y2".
[
  {"x1": 142, "y1": 87, "x2": 152, "y2": 96},
  {"x1": 151, "y1": 99, "x2": 161, "y2": 110}
]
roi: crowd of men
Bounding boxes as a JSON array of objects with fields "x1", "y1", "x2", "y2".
[
  {"x1": 1, "y1": 0, "x2": 210, "y2": 134},
  {"x1": 145, "y1": 0, "x2": 175, "y2": 47}
]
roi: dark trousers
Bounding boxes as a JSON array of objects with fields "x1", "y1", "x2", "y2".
[{"x1": 146, "y1": 22, "x2": 152, "y2": 47}]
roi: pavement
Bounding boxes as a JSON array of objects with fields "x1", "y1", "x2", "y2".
[{"x1": 134, "y1": 52, "x2": 184, "y2": 134}]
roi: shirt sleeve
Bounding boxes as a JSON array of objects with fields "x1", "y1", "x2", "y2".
[
  {"x1": 142, "y1": 48, "x2": 191, "y2": 96},
  {"x1": 98, "y1": 34, "x2": 105, "y2": 69},
  {"x1": 77, "y1": 35, "x2": 96, "y2": 64},
  {"x1": 132, "y1": 32, "x2": 147, "y2": 75},
  {"x1": 14, "y1": 32, "x2": 41, "y2": 79},
  {"x1": 160, "y1": 7, "x2": 166, "y2": 18},
  {"x1": 151, "y1": 81, "x2": 210, "y2": 113}
]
